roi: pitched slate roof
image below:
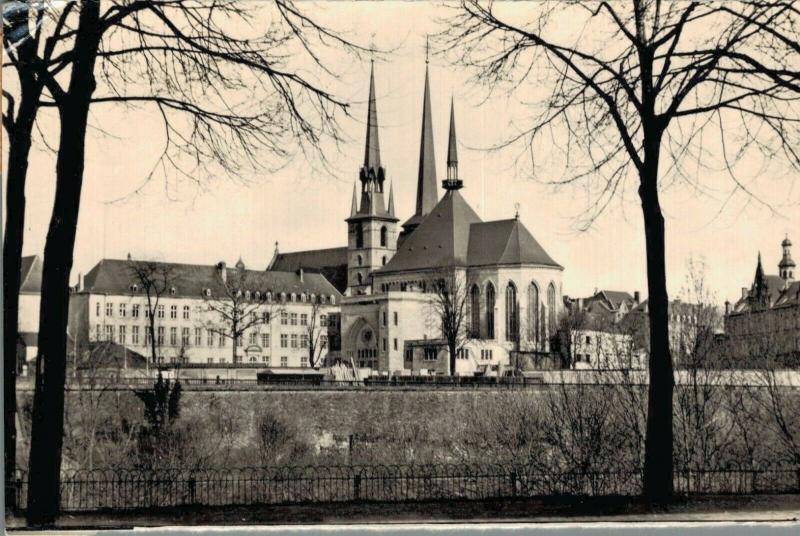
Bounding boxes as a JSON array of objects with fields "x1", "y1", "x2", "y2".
[
  {"x1": 79, "y1": 341, "x2": 148, "y2": 369},
  {"x1": 380, "y1": 190, "x2": 561, "y2": 274},
  {"x1": 20, "y1": 255, "x2": 42, "y2": 293},
  {"x1": 81, "y1": 258, "x2": 342, "y2": 300},
  {"x1": 467, "y1": 219, "x2": 561, "y2": 268},
  {"x1": 269, "y1": 247, "x2": 348, "y2": 293}
]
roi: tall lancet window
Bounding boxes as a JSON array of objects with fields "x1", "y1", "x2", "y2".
[
  {"x1": 528, "y1": 282, "x2": 540, "y2": 345},
  {"x1": 380, "y1": 226, "x2": 388, "y2": 247},
  {"x1": 547, "y1": 282, "x2": 557, "y2": 332},
  {"x1": 505, "y1": 283, "x2": 518, "y2": 342},
  {"x1": 356, "y1": 223, "x2": 364, "y2": 248},
  {"x1": 486, "y1": 283, "x2": 496, "y2": 339},
  {"x1": 470, "y1": 284, "x2": 481, "y2": 338}
]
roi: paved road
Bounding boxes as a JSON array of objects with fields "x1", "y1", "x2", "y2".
[{"x1": 6, "y1": 494, "x2": 800, "y2": 530}]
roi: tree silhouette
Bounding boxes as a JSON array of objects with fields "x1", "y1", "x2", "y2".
[{"x1": 443, "y1": 0, "x2": 800, "y2": 500}]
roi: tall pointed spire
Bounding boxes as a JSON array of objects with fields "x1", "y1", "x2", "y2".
[
  {"x1": 364, "y1": 61, "x2": 381, "y2": 171},
  {"x1": 443, "y1": 97, "x2": 463, "y2": 191},
  {"x1": 388, "y1": 182, "x2": 396, "y2": 217},
  {"x1": 350, "y1": 182, "x2": 359, "y2": 217},
  {"x1": 415, "y1": 62, "x2": 438, "y2": 214}
]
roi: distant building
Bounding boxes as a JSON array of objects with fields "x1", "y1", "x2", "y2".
[
  {"x1": 725, "y1": 236, "x2": 800, "y2": 362},
  {"x1": 68, "y1": 258, "x2": 341, "y2": 369},
  {"x1": 17, "y1": 255, "x2": 43, "y2": 371}
]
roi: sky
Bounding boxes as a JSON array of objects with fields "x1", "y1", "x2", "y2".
[{"x1": 4, "y1": 2, "x2": 799, "y2": 305}]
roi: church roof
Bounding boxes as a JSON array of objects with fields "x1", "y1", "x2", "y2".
[
  {"x1": 380, "y1": 190, "x2": 561, "y2": 274},
  {"x1": 20, "y1": 255, "x2": 42, "y2": 293},
  {"x1": 269, "y1": 247, "x2": 349, "y2": 292},
  {"x1": 80, "y1": 258, "x2": 342, "y2": 299},
  {"x1": 364, "y1": 63, "x2": 381, "y2": 170},
  {"x1": 415, "y1": 65, "x2": 438, "y2": 216}
]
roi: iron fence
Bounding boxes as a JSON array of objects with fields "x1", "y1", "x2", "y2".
[{"x1": 7, "y1": 462, "x2": 799, "y2": 513}]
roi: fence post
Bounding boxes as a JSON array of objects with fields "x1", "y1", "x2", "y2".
[{"x1": 353, "y1": 473, "x2": 361, "y2": 501}]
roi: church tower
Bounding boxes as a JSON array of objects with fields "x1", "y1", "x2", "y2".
[
  {"x1": 346, "y1": 63, "x2": 399, "y2": 295},
  {"x1": 443, "y1": 98, "x2": 463, "y2": 191},
  {"x1": 400, "y1": 53, "x2": 439, "y2": 239},
  {"x1": 779, "y1": 235, "x2": 795, "y2": 282}
]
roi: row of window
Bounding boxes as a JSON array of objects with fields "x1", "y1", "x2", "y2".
[
  {"x1": 203, "y1": 355, "x2": 308, "y2": 367},
  {"x1": 96, "y1": 303, "x2": 337, "y2": 324},
  {"x1": 470, "y1": 281, "x2": 558, "y2": 342},
  {"x1": 381, "y1": 311, "x2": 399, "y2": 327},
  {"x1": 94, "y1": 325, "x2": 327, "y2": 350},
  {"x1": 353, "y1": 223, "x2": 389, "y2": 248},
  {"x1": 128, "y1": 284, "x2": 336, "y2": 305}
]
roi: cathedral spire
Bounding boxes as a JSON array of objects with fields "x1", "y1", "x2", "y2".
[
  {"x1": 388, "y1": 182, "x2": 396, "y2": 217},
  {"x1": 363, "y1": 62, "x2": 381, "y2": 171},
  {"x1": 350, "y1": 182, "x2": 358, "y2": 217},
  {"x1": 443, "y1": 97, "x2": 463, "y2": 191},
  {"x1": 415, "y1": 62, "x2": 438, "y2": 216}
]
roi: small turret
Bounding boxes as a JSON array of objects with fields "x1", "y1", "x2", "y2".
[
  {"x1": 779, "y1": 234, "x2": 795, "y2": 282},
  {"x1": 442, "y1": 98, "x2": 463, "y2": 191}
]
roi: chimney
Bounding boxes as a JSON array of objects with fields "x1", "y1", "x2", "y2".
[
  {"x1": 298, "y1": 267, "x2": 304, "y2": 282},
  {"x1": 634, "y1": 291, "x2": 640, "y2": 304},
  {"x1": 217, "y1": 261, "x2": 227, "y2": 283},
  {"x1": 77, "y1": 272, "x2": 84, "y2": 292},
  {"x1": 741, "y1": 287, "x2": 748, "y2": 300},
  {"x1": 126, "y1": 252, "x2": 132, "y2": 261},
  {"x1": 577, "y1": 297, "x2": 584, "y2": 311},
  {"x1": 724, "y1": 300, "x2": 731, "y2": 315}
]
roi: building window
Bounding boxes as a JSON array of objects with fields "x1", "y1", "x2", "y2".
[
  {"x1": 118, "y1": 325, "x2": 126, "y2": 344},
  {"x1": 263, "y1": 355, "x2": 270, "y2": 365},
  {"x1": 486, "y1": 282, "x2": 496, "y2": 339},
  {"x1": 183, "y1": 305, "x2": 190, "y2": 320},
  {"x1": 393, "y1": 311, "x2": 398, "y2": 326},
  {"x1": 585, "y1": 335, "x2": 591, "y2": 344},
  {"x1": 145, "y1": 326, "x2": 152, "y2": 346},
  {"x1": 195, "y1": 328, "x2": 202, "y2": 346},
  {"x1": 382, "y1": 256, "x2": 387, "y2": 266},
  {"x1": 393, "y1": 338, "x2": 398, "y2": 351},
  {"x1": 320, "y1": 314, "x2": 327, "y2": 327},
  {"x1": 132, "y1": 304, "x2": 140, "y2": 318},
  {"x1": 357, "y1": 254, "x2": 363, "y2": 267},
  {"x1": 157, "y1": 326, "x2": 165, "y2": 346},
  {"x1": 207, "y1": 358, "x2": 214, "y2": 364},
  {"x1": 382, "y1": 311, "x2": 387, "y2": 326},
  {"x1": 470, "y1": 284, "x2": 481, "y2": 338},
  {"x1": 170, "y1": 327, "x2": 177, "y2": 346},
  {"x1": 182, "y1": 327, "x2": 190, "y2": 346},
  {"x1": 291, "y1": 334, "x2": 298, "y2": 348},
  {"x1": 262, "y1": 311, "x2": 270, "y2": 324},
  {"x1": 301, "y1": 356, "x2": 308, "y2": 368},
  {"x1": 290, "y1": 313, "x2": 297, "y2": 325},
  {"x1": 357, "y1": 273, "x2": 363, "y2": 286},
  {"x1": 423, "y1": 347, "x2": 438, "y2": 361},
  {"x1": 405, "y1": 348, "x2": 413, "y2": 361},
  {"x1": 380, "y1": 226, "x2": 387, "y2": 247},
  {"x1": 157, "y1": 305, "x2": 165, "y2": 318},
  {"x1": 528, "y1": 282, "x2": 540, "y2": 344},
  {"x1": 321, "y1": 335, "x2": 328, "y2": 348},
  {"x1": 505, "y1": 282, "x2": 518, "y2": 342},
  {"x1": 301, "y1": 334, "x2": 308, "y2": 348},
  {"x1": 207, "y1": 330, "x2": 214, "y2": 347},
  {"x1": 280, "y1": 356, "x2": 288, "y2": 367},
  {"x1": 281, "y1": 334, "x2": 288, "y2": 348},
  {"x1": 170, "y1": 305, "x2": 177, "y2": 319},
  {"x1": 132, "y1": 326, "x2": 140, "y2": 345},
  {"x1": 300, "y1": 313, "x2": 308, "y2": 326},
  {"x1": 281, "y1": 312, "x2": 288, "y2": 325},
  {"x1": 219, "y1": 333, "x2": 225, "y2": 347},
  {"x1": 249, "y1": 356, "x2": 257, "y2": 363},
  {"x1": 119, "y1": 303, "x2": 127, "y2": 317},
  {"x1": 249, "y1": 332, "x2": 258, "y2": 345},
  {"x1": 547, "y1": 282, "x2": 557, "y2": 332},
  {"x1": 356, "y1": 223, "x2": 363, "y2": 248},
  {"x1": 236, "y1": 335, "x2": 243, "y2": 347},
  {"x1": 96, "y1": 302, "x2": 100, "y2": 317},
  {"x1": 261, "y1": 333, "x2": 270, "y2": 347},
  {"x1": 106, "y1": 303, "x2": 113, "y2": 317},
  {"x1": 382, "y1": 338, "x2": 387, "y2": 352}
]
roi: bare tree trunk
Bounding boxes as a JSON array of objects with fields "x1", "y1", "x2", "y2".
[
  {"x1": 639, "y1": 133, "x2": 674, "y2": 502},
  {"x1": 3, "y1": 80, "x2": 40, "y2": 512},
  {"x1": 26, "y1": 2, "x2": 101, "y2": 525}
]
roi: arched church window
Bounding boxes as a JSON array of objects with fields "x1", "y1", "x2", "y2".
[
  {"x1": 356, "y1": 223, "x2": 364, "y2": 248},
  {"x1": 547, "y1": 282, "x2": 557, "y2": 332},
  {"x1": 357, "y1": 273, "x2": 363, "y2": 286},
  {"x1": 470, "y1": 284, "x2": 481, "y2": 339},
  {"x1": 382, "y1": 255, "x2": 387, "y2": 266},
  {"x1": 505, "y1": 282, "x2": 518, "y2": 342},
  {"x1": 528, "y1": 282, "x2": 540, "y2": 344},
  {"x1": 486, "y1": 282, "x2": 496, "y2": 339},
  {"x1": 380, "y1": 226, "x2": 388, "y2": 247},
  {"x1": 357, "y1": 254, "x2": 363, "y2": 267}
]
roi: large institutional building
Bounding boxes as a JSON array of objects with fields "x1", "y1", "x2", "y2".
[{"x1": 275, "y1": 62, "x2": 565, "y2": 375}]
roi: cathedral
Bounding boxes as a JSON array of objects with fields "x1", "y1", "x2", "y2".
[{"x1": 333, "y1": 61, "x2": 565, "y2": 375}]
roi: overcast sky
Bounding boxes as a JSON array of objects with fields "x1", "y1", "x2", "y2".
[{"x1": 5, "y1": 2, "x2": 799, "y2": 304}]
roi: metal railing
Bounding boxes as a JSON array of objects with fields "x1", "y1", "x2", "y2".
[{"x1": 8, "y1": 462, "x2": 799, "y2": 513}]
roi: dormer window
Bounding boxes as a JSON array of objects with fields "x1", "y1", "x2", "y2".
[
  {"x1": 290, "y1": 293, "x2": 296, "y2": 302},
  {"x1": 170, "y1": 287, "x2": 176, "y2": 295},
  {"x1": 255, "y1": 291, "x2": 261, "y2": 300},
  {"x1": 204, "y1": 288, "x2": 212, "y2": 297},
  {"x1": 329, "y1": 295, "x2": 335, "y2": 305},
  {"x1": 300, "y1": 293, "x2": 306, "y2": 303},
  {"x1": 130, "y1": 284, "x2": 138, "y2": 292},
  {"x1": 267, "y1": 292, "x2": 272, "y2": 302},
  {"x1": 280, "y1": 292, "x2": 286, "y2": 302},
  {"x1": 245, "y1": 290, "x2": 251, "y2": 300}
]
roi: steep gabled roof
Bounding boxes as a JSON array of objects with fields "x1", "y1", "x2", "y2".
[
  {"x1": 380, "y1": 190, "x2": 481, "y2": 273},
  {"x1": 20, "y1": 255, "x2": 42, "y2": 293},
  {"x1": 81, "y1": 259, "x2": 342, "y2": 300},
  {"x1": 467, "y1": 219, "x2": 561, "y2": 268},
  {"x1": 269, "y1": 247, "x2": 349, "y2": 293}
]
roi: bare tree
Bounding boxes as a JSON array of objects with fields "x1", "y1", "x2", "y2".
[
  {"x1": 428, "y1": 269, "x2": 470, "y2": 376},
  {"x1": 16, "y1": 1, "x2": 367, "y2": 523},
  {"x1": 128, "y1": 260, "x2": 175, "y2": 366},
  {"x1": 304, "y1": 299, "x2": 329, "y2": 369},
  {"x1": 443, "y1": 0, "x2": 800, "y2": 500},
  {"x1": 201, "y1": 265, "x2": 278, "y2": 364}
]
